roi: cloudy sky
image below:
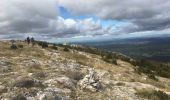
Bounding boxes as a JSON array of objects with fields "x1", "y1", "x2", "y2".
[{"x1": 0, "y1": 0, "x2": 170, "y2": 42}]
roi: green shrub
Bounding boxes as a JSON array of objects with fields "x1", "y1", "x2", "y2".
[
  {"x1": 135, "y1": 59, "x2": 170, "y2": 78},
  {"x1": 51, "y1": 44, "x2": 58, "y2": 50},
  {"x1": 14, "y1": 79, "x2": 44, "y2": 88},
  {"x1": 63, "y1": 47, "x2": 69, "y2": 52},
  {"x1": 136, "y1": 90, "x2": 170, "y2": 100},
  {"x1": 111, "y1": 59, "x2": 117, "y2": 65},
  {"x1": 10, "y1": 44, "x2": 18, "y2": 50},
  {"x1": 116, "y1": 82, "x2": 125, "y2": 86},
  {"x1": 41, "y1": 43, "x2": 48, "y2": 48},
  {"x1": 102, "y1": 53, "x2": 117, "y2": 65},
  {"x1": 148, "y1": 74, "x2": 158, "y2": 81},
  {"x1": 36, "y1": 41, "x2": 49, "y2": 48},
  {"x1": 104, "y1": 53, "x2": 112, "y2": 59}
]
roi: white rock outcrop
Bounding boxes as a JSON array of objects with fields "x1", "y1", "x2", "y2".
[{"x1": 78, "y1": 68, "x2": 101, "y2": 92}]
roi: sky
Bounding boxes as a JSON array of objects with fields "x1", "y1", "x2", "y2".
[{"x1": 0, "y1": 0, "x2": 170, "y2": 42}]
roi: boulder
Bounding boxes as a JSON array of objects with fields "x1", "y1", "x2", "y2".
[
  {"x1": 37, "y1": 91, "x2": 69, "y2": 100},
  {"x1": 20, "y1": 59, "x2": 41, "y2": 68},
  {"x1": 78, "y1": 68, "x2": 101, "y2": 92},
  {"x1": 56, "y1": 76, "x2": 75, "y2": 90},
  {"x1": 45, "y1": 87, "x2": 71, "y2": 94}
]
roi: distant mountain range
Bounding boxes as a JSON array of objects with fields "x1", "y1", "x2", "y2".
[{"x1": 77, "y1": 37, "x2": 170, "y2": 63}]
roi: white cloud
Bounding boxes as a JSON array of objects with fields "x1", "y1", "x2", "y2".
[
  {"x1": 59, "y1": 0, "x2": 170, "y2": 33},
  {"x1": 46, "y1": 17, "x2": 103, "y2": 38},
  {"x1": 79, "y1": 18, "x2": 102, "y2": 32},
  {"x1": 0, "y1": 0, "x2": 104, "y2": 40}
]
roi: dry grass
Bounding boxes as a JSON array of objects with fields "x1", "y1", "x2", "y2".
[
  {"x1": 61, "y1": 51, "x2": 90, "y2": 66},
  {"x1": 26, "y1": 64, "x2": 42, "y2": 73},
  {"x1": 0, "y1": 41, "x2": 47, "y2": 59}
]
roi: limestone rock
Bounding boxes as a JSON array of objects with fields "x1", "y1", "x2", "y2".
[
  {"x1": 56, "y1": 76, "x2": 76, "y2": 90},
  {"x1": 36, "y1": 91, "x2": 69, "y2": 100},
  {"x1": 78, "y1": 68, "x2": 101, "y2": 92},
  {"x1": 0, "y1": 60, "x2": 12, "y2": 73}
]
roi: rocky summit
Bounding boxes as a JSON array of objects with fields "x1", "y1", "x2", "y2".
[{"x1": 0, "y1": 41, "x2": 170, "y2": 100}]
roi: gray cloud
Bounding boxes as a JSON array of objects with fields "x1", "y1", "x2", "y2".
[
  {"x1": 47, "y1": 17, "x2": 102, "y2": 38},
  {"x1": 1, "y1": 0, "x2": 170, "y2": 40},
  {"x1": 0, "y1": 0, "x2": 103, "y2": 40},
  {"x1": 0, "y1": 0, "x2": 58, "y2": 35},
  {"x1": 59, "y1": 0, "x2": 170, "y2": 33}
]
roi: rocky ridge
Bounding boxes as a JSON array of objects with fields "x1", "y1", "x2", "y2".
[{"x1": 0, "y1": 41, "x2": 170, "y2": 100}]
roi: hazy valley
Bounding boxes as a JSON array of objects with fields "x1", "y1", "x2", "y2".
[{"x1": 82, "y1": 37, "x2": 170, "y2": 63}]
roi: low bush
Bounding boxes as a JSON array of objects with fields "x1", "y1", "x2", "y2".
[
  {"x1": 102, "y1": 53, "x2": 117, "y2": 65},
  {"x1": 135, "y1": 59, "x2": 170, "y2": 78},
  {"x1": 10, "y1": 44, "x2": 18, "y2": 50},
  {"x1": 136, "y1": 90, "x2": 170, "y2": 100},
  {"x1": 116, "y1": 82, "x2": 125, "y2": 86},
  {"x1": 148, "y1": 74, "x2": 158, "y2": 81},
  {"x1": 36, "y1": 41, "x2": 49, "y2": 48},
  {"x1": 51, "y1": 44, "x2": 58, "y2": 50},
  {"x1": 13, "y1": 79, "x2": 44, "y2": 88},
  {"x1": 41, "y1": 43, "x2": 48, "y2": 48},
  {"x1": 63, "y1": 47, "x2": 69, "y2": 52}
]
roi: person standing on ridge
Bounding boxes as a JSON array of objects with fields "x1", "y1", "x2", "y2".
[
  {"x1": 27, "y1": 37, "x2": 30, "y2": 44},
  {"x1": 31, "y1": 37, "x2": 35, "y2": 47}
]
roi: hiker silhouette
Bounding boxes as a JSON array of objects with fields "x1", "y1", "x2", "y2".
[
  {"x1": 31, "y1": 37, "x2": 35, "y2": 47},
  {"x1": 26, "y1": 37, "x2": 30, "y2": 44}
]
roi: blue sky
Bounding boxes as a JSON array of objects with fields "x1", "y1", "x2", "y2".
[
  {"x1": 59, "y1": 6, "x2": 128, "y2": 29},
  {"x1": 0, "y1": 0, "x2": 170, "y2": 42},
  {"x1": 55, "y1": 6, "x2": 133, "y2": 42},
  {"x1": 59, "y1": 6, "x2": 92, "y2": 20}
]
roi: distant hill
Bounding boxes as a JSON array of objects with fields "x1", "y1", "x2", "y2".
[{"x1": 80, "y1": 37, "x2": 170, "y2": 63}]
